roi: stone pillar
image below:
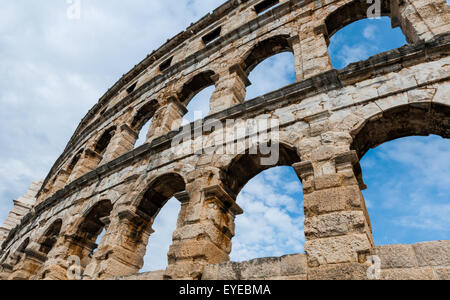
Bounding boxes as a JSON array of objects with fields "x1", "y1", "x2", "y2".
[
  {"x1": 164, "y1": 183, "x2": 242, "y2": 280},
  {"x1": 99, "y1": 124, "x2": 138, "y2": 165},
  {"x1": 288, "y1": 35, "x2": 304, "y2": 81},
  {"x1": 83, "y1": 208, "x2": 152, "y2": 280},
  {"x1": 391, "y1": 0, "x2": 449, "y2": 43},
  {"x1": 67, "y1": 149, "x2": 103, "y2": 183},
  {"x1": 299, "y1": 25, "x2": 333, "y2": 78},
  {"x1": 293, "y1": 149, "x2": 374, "y2": 279},
  {"x1": 35, "y1": 224, "x2": 109, "y2": 280},
  {"x1": 147, "y1": 97, "x2": 188, "y2": 143},
  {"x1": 50, "y1": 170, "x2": 70, "y2": 193},
  {"x1": 7, "y1": 247, "x2": 47, "y2": 280},
  {"x1": 209, "y1": 64, "x2": 251, "y2": 114}
]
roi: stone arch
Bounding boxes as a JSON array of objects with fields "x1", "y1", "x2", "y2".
[
  {"x1": 68, "y1": 200, "x2": 113, "y2": 262},
  {"x1": 134, "y1": 172, "x2": 186, "y2": 220},
  {"x1": 324, "y1": 0, "x2": 391, "y2": 42},
  {"x1": 345, "y1": 102, "x2": 450, "y2": 250},
  {"x1": 82, "y1": 172, "x2": 187, "y2": 279},
  {"x1": 241, "y1": 34, "x2": 293, "y2": 75},
  {"x1": 222, "y1": 141, "x2": 301, "y2": 196},
  {"x1": 177, "y1": 71, "x2": 216, "y2": 105},
  {"x1": 350, "y1": 103, "x2": 450, "y2": 160},
  {"x1": 13, "y1": 237, "x2": 29, "y2": 264},
  {"x1": 67, "y1": 149, "x2": 84, "y2": 173},
  {"x1": 323, "y1": 0, "x2": 418, "y2": 44},
  {"x1": 130, "y1": 99, "x2": 159, "y2": 133},
  {"x1": 38, "y1": 219, "x2": 63, "y2": 256},
  {"x1": 94, "y1": 126, "x2": 117, "y2": 156}
]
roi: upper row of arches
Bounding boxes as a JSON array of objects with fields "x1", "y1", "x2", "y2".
[{"x1": 38, "y1": 0, "x2": 434, "y2": 202}]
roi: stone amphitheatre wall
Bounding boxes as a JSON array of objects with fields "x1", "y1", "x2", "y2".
[
  {"x1": 0, "y1": 0, "x2": 449, "y2": 280},
  {"x1": 120, "y1": 241, "x2": 450, "y2": 280}
]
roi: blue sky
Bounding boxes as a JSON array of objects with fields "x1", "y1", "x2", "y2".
[{"x1": 0, "y1": 1, "x2": 448, "y2": 273}]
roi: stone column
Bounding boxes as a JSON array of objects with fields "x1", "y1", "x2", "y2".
[
  {"x1": 67, "y1": 149, "x2": 103, "y2": 183},
  {"x1": 99, "y1": 124, "x2": 138, "y2": 165},
  {"x1": 83, "y1": 208, "x2": 152, "y2": 280},
  {"x1": 299, "y1": 25, "x2": 333, "y2": 79},
  {"x1": 209, "y1": 64, "x2": 251, "y2": 114},
  {"x1": 164, "y1": 183, "x2": 242, "y2": 280},
  {"x1": 391, "y1": 0, "x2": 449, "y2": 43},
  {"x1": 288, "y1": 35, "x2": 304, "y2": 81},
  {"x1": 7, "y1": 246, "x2": 47, "y2": 280},
  {"x1": 50, "y1": 170, "x2": 70, "y2": 193},
  {"x1": 293, "y1": 149, "x2": 374, "y2": 280},
  {"x1": 147, "y1": 97, "x2": 188, "y2": 143}
]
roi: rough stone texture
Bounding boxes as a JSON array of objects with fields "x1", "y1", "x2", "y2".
[
  {"x1": 413, "y1": 241, "x2": 450, "y2": 267},
  {"x1": 0, "y1": 0, "x2": 449, "y2": 280},
  {"x1": 117, "y1": 270, "x2": 164, "y2": 280},
  {"x1": 0, "y1": 181, "x2": 42, "y2": 246}
]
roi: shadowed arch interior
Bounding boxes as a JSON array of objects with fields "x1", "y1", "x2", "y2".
[
  {"x1": 76, "y1": 200, "x2": 113, "y2": 243},
  {"x1": 137, "y1": 173, "x2": 186, "y2": 219},
  {"x1": 67, "y1": 149, "x2": 84, "y2": 172},
  {"x1": 242, "y1": 35, "x2": 293, "y2": 74},
  {"x1": 131, "y1": 100, "x2": 159, "y2": 132},
  {"x1": 178, "y1": 71, "x2": 216, "y2": 104},
  {"x1": 224, "y1": 143, "x2": 301, "y2": 196},
  {"x1": 324, "y1": 0, "x2": 391, "y2": 42},
  {"x1": 39, "y1": 219, "x2": 62, "y2": 255},
  {"x1": 94, "y1": 126, "x2": 117, "y2": 155}
]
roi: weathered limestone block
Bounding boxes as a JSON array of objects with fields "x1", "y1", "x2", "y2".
[
  {"x1": 307, "y1": 263, "x2": 369, "y2": 280},
  {"x1": 434, "y1": 268, "x2": 450, "y2": 280},
  {"x1": 380, "y1": 268, "x2": 436, "y2": 280},
  {"x1": 303, "y1": 185, "x2": 364, "y2": 216},
  {"x1": 412, "y1": 241, "x2": 450, "y2": 267},
  {"x1": 117, "y1": 270, "x2": 164, "y2": 280},
  {"x1": 209, "y1": 64, "x2": 249, "y2": 114},
  {"x1": 305, "y1": 233, "x2": 372, "y2": 266},
  {"x1": 374, "y1": 244, "x2": 419, "y2": 269},
  {"x1": 100, "y1": 124, "x2": 138, "y2": 164},
  {"x1": 201, "y1": 254, "x2": 307, "y2": 280},
  {"x1": 304, "y1": 211, "x2": 367, "y2": 239}
]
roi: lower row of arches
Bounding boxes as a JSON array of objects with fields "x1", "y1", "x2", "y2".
[{"x1": 1, "y1": 102, "x2": 449, "y2": 279}]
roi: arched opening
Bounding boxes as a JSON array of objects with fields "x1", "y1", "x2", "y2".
[
  {"x1": 242, "y1": 35, "x2": 296, "y2": 100},
  {"x1": 39, "y1": 219, "x2": 62, "y2": 256},
  {"x1": 183, "y1": 86, "x2": 215, "y2": 124},
  {"x1": 231, "y1": 166, "x2": 305, "y2": 261},
  {"x1": 132, "y1": 100, "x2": 158, "y2": 147},
  {"x1": 223, "y1": 143, "x2": 305, "y2": 261},
  {"x1": 352, "y1": 103, "x2": 450, "y2": 246},
  {"x1": 67, "y1": 149, "x2": 84, "y2": 173},
  {"x1": 136, "y1": 173, "x2": 185, "y2": 273},
  {"x1": 178, "y1": 71, "x2": 216, "y2": 124},
  {"x1": 326, "y1": 1, "x2": 407, "y2": 69},
  {"x1": 71, "y1": 200, "x2": 113, "y2": 266},
  {"x1": 95, "y1": 126, "x2": 116, "y2": 156}
]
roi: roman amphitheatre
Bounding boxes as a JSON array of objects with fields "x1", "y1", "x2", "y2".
[{"x1": 0, "y1": 0, "x2": 449, "y2": 280}]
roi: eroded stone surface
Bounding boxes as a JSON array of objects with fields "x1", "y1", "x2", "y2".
[{"x1": 0, "y1": 0, "x2": 449, "y2": 280}]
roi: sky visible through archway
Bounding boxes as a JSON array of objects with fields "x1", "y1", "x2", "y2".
[{"x1": 0, "y1": 1, "x2": 448, "y2": 273}]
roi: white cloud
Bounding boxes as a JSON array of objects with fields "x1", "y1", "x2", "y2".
[
  {"x1": 363, "y1": 25, "x2": 377, "y2": 40},
  {"x1": 0, "y1": 0, "x2": 223, "y2": 221},
  {"x1": 230, "y1": 167, "x2": 305, "y2": 262}
]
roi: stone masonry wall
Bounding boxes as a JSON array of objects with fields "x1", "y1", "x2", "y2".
[{"x1": 0, "y1": 0, "x2": 448, "y2": 280}]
